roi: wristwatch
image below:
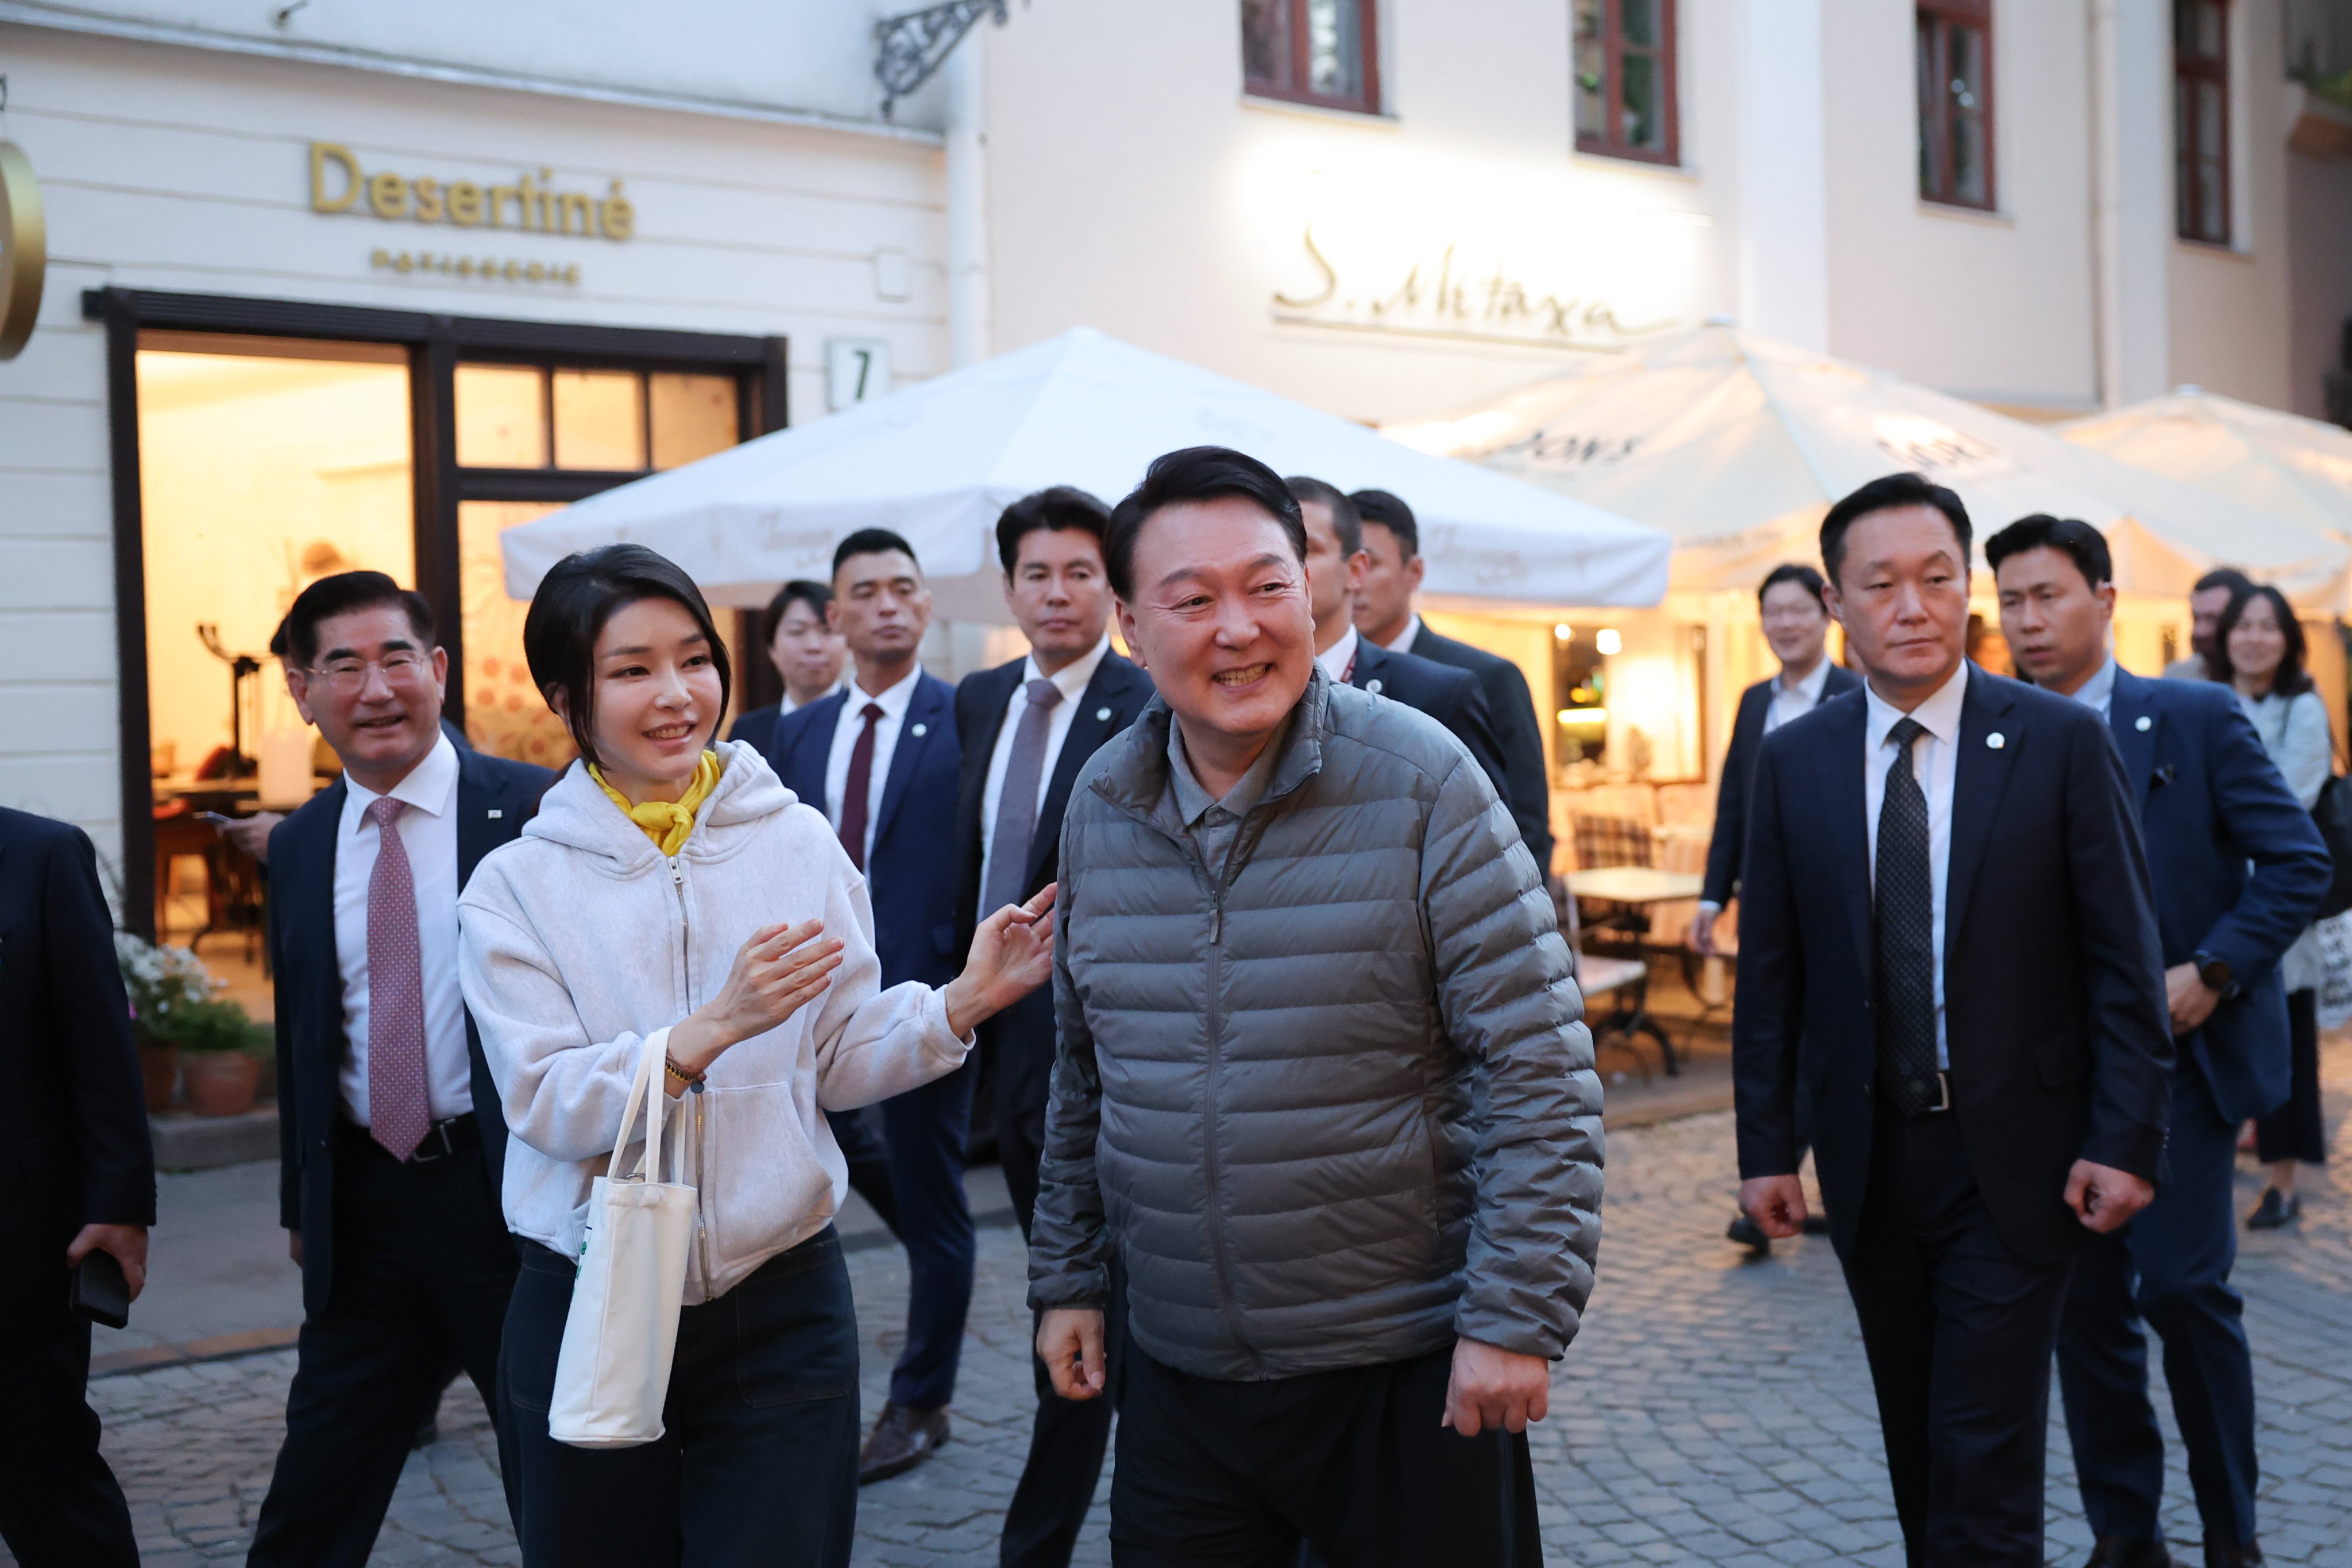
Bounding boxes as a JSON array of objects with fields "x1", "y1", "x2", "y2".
[{"x1": 2193, "y1": 952, "x2": 2238, "y2": 999}]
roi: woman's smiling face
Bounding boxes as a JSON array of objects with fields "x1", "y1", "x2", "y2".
[{"x1": 582, "y1": 594, "x2": 725, "y2": 798}]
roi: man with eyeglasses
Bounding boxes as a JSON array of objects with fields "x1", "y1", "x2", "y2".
[{"x1": 247, "y1": 571, "x2": 551, "y2": 1567}]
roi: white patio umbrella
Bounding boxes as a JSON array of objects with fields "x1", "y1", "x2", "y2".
[
  {"x1": 499, "y1": 327, "x2": 1670, "y2": 617},
  {"x1": 2061, "y1": 387, "x2": 2352, "y2": 546},
  {"x1": 1384, "y1": 325, "x2": 2351, "y2": 609}
]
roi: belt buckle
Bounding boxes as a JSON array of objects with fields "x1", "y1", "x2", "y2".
[
  {"x1": 408, "y1": 1120, "x2": 456, "y2": 1163},
  {"x1": 1926, "y1": 1070, "x2": 1952, "y2": 1114}
]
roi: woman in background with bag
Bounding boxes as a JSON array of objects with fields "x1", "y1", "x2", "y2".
[
  {"x1": 2212, "y1": 583, "x2": 2336, "y2": 1230},
  {"x1": 458, "y1": 544, "x2": 1054, "y2": 1567}
]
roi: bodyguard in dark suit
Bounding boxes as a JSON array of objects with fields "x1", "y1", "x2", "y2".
[
  {"x1": 0, "y1": 808, "x2": 154, "y2": 1568},
  {"x1": 724, "y1": 578, "x2": 848, "y2": 759},
  {"x1": 250, "y1": 574, "x2": 551, "y2": 1567},
  {"x1": 1991, "y1": 516, "x2": 2324, "y2": 1568},
  {"x1": 1352, "y1": 488, "x2": 1557, "y2": 875},
  {"x1": 1288, "y1": 478, "x2": 1511, "y2": 801},
  {"x1": 1735, "y1": 475, "x2": 2175, "y2": 1567},
  {"x1": 766, "y1": 529, "x2": 971, "y2": 1483},
  {"x1": 950, "y1": 488, "x2": 1153, "y2": 1567}
]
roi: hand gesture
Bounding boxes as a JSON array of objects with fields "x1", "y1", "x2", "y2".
[
  {"x1": 943, "y1": 885, "x2": 1057, "y2": 1038},
  {"x1": 667, "y1": 920, "x2": 844, "y2": 1087},
  {"x1": 1441, "y1": 1337, "x2": 1551, "y2": 1436}
]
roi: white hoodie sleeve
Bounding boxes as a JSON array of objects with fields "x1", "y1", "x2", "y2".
[
  {"x1": 459, "y1": 883, "x2": 666, "y2": 1167},
  {"x1": 804, "y1": 852, "x2": 971, "y2": 1113}
]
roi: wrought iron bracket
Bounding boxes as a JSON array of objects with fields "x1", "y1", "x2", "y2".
[{"x1": 874, "y1": 0, "x2": 1008, "y2": 119}]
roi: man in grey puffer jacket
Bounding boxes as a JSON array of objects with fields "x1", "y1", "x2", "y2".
[{"x1": 1028, "y1": 446, "x2": 1602, "y2": 1567}]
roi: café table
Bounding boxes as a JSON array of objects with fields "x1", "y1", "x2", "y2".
[{"x1": 1565, "y1": 866, "x2": 1706, "y2": 1075}]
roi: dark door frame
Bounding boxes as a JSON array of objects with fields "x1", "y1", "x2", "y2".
[{"x1": 84, "y1": 285, "x2": 788, "y2": 937}]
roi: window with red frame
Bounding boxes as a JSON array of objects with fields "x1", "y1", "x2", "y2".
[
  {"x1": 2175, "y1": 0, "x2": 2231, "y2": 244},
  {"x1": 1917, "y1": 0, "x2": 1995, "y2": 209},
  {"x1": 1241, "y1": 0, "x2": 1381, "y2": 115},
  {"x1": 1574, "y1": 0, "x2": 1679, "y2": 164}
]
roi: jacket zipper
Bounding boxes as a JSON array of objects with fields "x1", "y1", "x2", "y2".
[
  {"x1": 1198, "y1": 843, "x2": 1256, "y2": 1373},
  {"x1": 670, "y1": 855, "x2": 713, "y2": 1296}
]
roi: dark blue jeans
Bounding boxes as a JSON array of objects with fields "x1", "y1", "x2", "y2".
[{"x1": 502, "y1": 1228, "x2": 860, "y2": 1568}]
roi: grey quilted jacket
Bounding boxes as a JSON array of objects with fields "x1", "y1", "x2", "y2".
[{"x1": 1027, "y1": 669, "x2": 1604, "y2": 1380}]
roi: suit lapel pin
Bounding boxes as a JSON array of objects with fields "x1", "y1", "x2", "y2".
[
  {"x1": 911, "y1": 723, "x2": 928, "y2": 738},
  {"x1": 1366, "y1": 678, "x2": 1385, "y2": 695},
  {"x1": 1096, "y1": 706, "x2": 1112, "y2": 721},
  {"x1": 2154, "y1": 762, "x2": 2178, "y2": 786},
  {"x1": 2135, "y1": 715, "x2": 2153, "y2": 732},
  {"x1": 1986, "y1": 732, "x2": 2005, "y2": 749},
  {"x1": 488, "y1": 808, "x2": 504, "y2": 819}
]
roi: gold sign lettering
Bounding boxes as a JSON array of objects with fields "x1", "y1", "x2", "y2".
[
  {"x1": 311, "y1": 142, "x2": 631, "y2": 242},
  {"x1": 372, "y1": 248, "x2": 582, "y2": 285}
]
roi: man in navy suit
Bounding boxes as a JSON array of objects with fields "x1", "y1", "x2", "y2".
[
  {"x1": 0, "y1": 808, "x2": 153, "y2": 1567},
  {"x1": 1736, "y1": 474, "x2": 2174, "y2": 1566},
  {"x1": 1992, "y1": 516, "x2": 2325, "y2": 1568},
  {"x1": 1285, "y1": 478, "x2": 1511, "y2": 801},
  {"x1": 952, "y1": 488, "x2": 1155, "y2": 1567},
  {"x1": 1698, "y1": 563, "x2": 1863, "y2": 1252},
  {"x1": 251, "y1": 573, "x2": 551, "y2": 1567},
  {"x1": 767, "y1": 528, "x2": 970, "y2": 1482},
  {"x1": 1351, "y1": 488, "x2": 1557, "y2": 876}
]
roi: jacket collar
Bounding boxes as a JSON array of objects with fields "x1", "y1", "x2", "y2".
[
  {"x1": 2107, "y1": 666, "x2": 2162, "y2": 812},
  {"x1": 1095, "y1": 666, "x2": 1331, "y2": 836},
  {"x1": 522, "y1": 740, "x2": 792, "y2": 874}
]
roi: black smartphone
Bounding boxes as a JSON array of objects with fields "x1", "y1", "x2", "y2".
[{"x1": 69, "y1": 1249, "x2": 131, "y2": 1330}]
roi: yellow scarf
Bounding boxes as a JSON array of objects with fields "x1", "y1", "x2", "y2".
[{"x1": 591, "y1": 750, "x2": 723, "y2": 857}]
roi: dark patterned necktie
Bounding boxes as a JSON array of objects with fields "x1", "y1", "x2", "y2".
[
  {"x1": 838, "y1": 702, "x2": 883, "y2": 871},
  {"x1": 365, "y1": 798, "x2": 430, "y2": 1161},
  {"x1": 1875, "y1": 717, "x2": 1941, "y2": 1116}
]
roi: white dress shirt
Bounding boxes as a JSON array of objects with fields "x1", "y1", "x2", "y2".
[
  {"x1": 1380, "y1": 615, "x2": 1424, "y2": 654},
  {"x1": 1765, "y1": 656, "x2": 1835, "y2": 735},
  {"x1": 2069, "y1": 656, "x2": 2119, "y2": 721},
  {"x1": 823, "y1": 663, "x2": 925, "y2": 863},
  {"x1": 979, "y1": 636, "x2": 1111, "y2": 905},
  {"x1": 1317, "y1": 624, "x2": 1362, "y2": 683},
  {"x1": 779, "y1": 677, "x2": 846, "y2": 718},
  {"x1": 334, "y1": 734, "x2": 474, "y2": 1125},
  {"x1": 1863, "y1": 662, "x2": 1969, "y2": 1072}
]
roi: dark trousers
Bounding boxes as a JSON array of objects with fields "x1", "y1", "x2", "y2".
[
  {"x1": 501, "y1": 1230, "x2": 860, "y2": 1568},
  {"x1": 249, "y1": 1129, "x2": 521, "y2": 1568},
  {"x1": 1109, "y1": 1344, "x2": 1541, "y2": 1568},
  {"x1": 2254, "y1": 987, "x2": 2327, "y2": 1165},
  {"x1": 0, "y1": 1248, "x2": 138, "y2": 1567},
  {"x1": 878, "y1": 1059, "x2": 978, "y2": 1409},
  {"x1": 999, "y1": 1077, "x2": 1123, "y2": 1568},
  {"x1": 2059, "y1": 1060, "x2": 2259, "y2": 1547},
  {"x1": 1840, "y1": 1109, "x2": 2073, "y2": 1568},
  {"x1": 827, "y1": 1106, "x2": 901, "y2": 1236}
]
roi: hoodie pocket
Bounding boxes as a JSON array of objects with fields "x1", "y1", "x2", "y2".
[{"x1": 697, "y1": 1081, "x2": 835, "y2": 1279}]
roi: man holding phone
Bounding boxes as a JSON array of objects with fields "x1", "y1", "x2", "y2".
[{"x1": 0, "y1": 805, "x2": 156, "y2": 1567}]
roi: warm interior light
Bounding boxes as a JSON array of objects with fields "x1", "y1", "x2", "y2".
[
  {"x1": 1596, "y1": 628, "x2": 1623, "y2": 655},
  {"x1": 1553, "y1": 623, "x2": 1574, "y2": 642},
  {"x1": 1557, "y1": 708, "x2": 1608, "y2": 726}
]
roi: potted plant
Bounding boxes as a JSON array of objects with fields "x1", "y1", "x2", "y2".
[
  {"x1": 171, "y1": 998, "x2": 272, "y2": 1117},
  {"x1": 114, "y1": 933, "x2": 217, "y2": 1111}
]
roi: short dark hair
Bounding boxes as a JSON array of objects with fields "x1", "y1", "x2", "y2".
[
  {"x1": 762, "y1": 580, "x2": 832, "y2": 646},
  {"x1": 832, "y1": 527, "x2": 921, "y2": 580},
  {"x1": 1983, "y1": 514, "x2": 2114, "y2": 589},
  {"x1": 1350, "y1": 489, "x2": 1419, "y2": 558},
  {"x1": 2210, "y1": 583, "x2": 2314, "y2": 697},
  {"x1": 281, "y1": 571, "x2": 436, "y2": 669},
  {"x1": 1284, "y1": 475, "x2": 1362, "y2": 557},
  {"x1": 1104, "y1": 446, "x2": 1307, "y2": 600},
  {"x1": 523, "y1": 544, "x2": 734, "y2": 767},
  {"x1": 1757, "y1": 563, "x2": 1828, "y2": 610},
  {"x1": 2194, "y1": 567, "x2": 2254, "y2": 599},
  {"x1": 995, "y1": 486, "x2": 1111, "y2": 573},
  {"x1": 1819, "y1": 472, "x2": 1973, "y2": 585}
]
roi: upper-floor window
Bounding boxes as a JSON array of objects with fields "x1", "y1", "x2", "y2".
[
  {"x1": 1574, "y1": 0, "x2": 1679, "y2": 164},
  {"x1": 1917, "y1": 0, "x2": 1995, "y2": 210},
  {"x1": 1242, "y1": 0, "x2": 1381, "y2": 115},
  {"x1": 2175, "y1": 0, "x2": 2232, "y2": 244}
]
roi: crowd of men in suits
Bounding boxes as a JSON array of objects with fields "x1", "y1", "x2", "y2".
[{"x1": 5, "y1": 458, "x2": 2335, "y2": 1568}]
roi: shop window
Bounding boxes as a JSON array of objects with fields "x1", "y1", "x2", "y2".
[
  {"x1": 1552, "y1": 622, "x2": 1609, "y2": 779},
  {"x1": 552, "y1": 369, "x2": 647, "y2": 470},
  {"x1": 1917, "y1": 0, "x2": 1994, "y2": 210},
  {"x1": 1242, "y1": 0, "x2": 1381, "y2": 114},
  {"x1": 2174, "y1": 0, "x2": 2231, "y2": 245},
  {"x1": 1574, "y1": 0, "x2": 1678, "y2": 165},
  {"x1": 650, "y1": 374, "x2": 740, "y2": 470},
  {"x1": 457, "y1": 365, "x2": 739, "y2": 473},
  {"x1": 457, "y1": 501, "x2": 573, "y2": 768},
  {"x1": 453, "y1": 365, "x2": 546, "y2": 467}
]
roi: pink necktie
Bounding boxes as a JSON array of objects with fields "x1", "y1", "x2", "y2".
[{"x1": 366, "y1": 797, "x2": 431, "y2": 1161}]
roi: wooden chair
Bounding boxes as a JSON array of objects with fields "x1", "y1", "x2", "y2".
[{"x1": 1555, "y1": 875, "x2": 1669, "y2": 1083}]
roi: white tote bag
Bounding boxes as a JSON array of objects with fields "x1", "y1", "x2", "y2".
[{"x1": 547, "y1": 1031, "x2": 700, "y2": 1449}]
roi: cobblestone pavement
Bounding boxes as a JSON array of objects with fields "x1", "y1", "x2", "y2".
[{"x1": 32, "y1": 1048, "x2": 2351, "y2": 1567}]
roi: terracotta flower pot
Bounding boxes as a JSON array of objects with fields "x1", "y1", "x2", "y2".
[
  {"x1": 137, "y1": 1041, "x2": 180, "y2": 1113},
  {"x1": 183, "y1": 1051, "x2": 261, "y2": 1118}
]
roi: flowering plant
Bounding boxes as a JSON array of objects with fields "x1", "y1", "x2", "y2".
[{"x1": 114, "y1": 933, "x2": 220, "y2": 1042}]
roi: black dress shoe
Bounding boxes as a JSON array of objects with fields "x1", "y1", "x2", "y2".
[
  {"x1": 859, "y1": 1401, "x2": 949, "y2": 1484},
  {"x1": 2204, "y1": 1536, "x2": 2263, "y2": 1568},
  {"x1": 1801, "y1": 1214, "x2": 1832, "y2": 1236},
  {"x1": 1726, "y1": 1212, "x2": 1771, "y2": 1253},
  {"x1": 2245, "y1": 1189, "x2": 2300, "y2": 1230},
  {"x1": 2085, "y1": 1536, "x2": 2173, "y2": 1568}
]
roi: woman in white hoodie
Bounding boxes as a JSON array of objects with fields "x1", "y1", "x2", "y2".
[{"x1": 457, "y1": 544, "x2": 1052, "y2": 1567}]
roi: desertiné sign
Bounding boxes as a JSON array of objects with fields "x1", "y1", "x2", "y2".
[{"x1": 308, "y1": 142, "x2": 634, "y2": 241}]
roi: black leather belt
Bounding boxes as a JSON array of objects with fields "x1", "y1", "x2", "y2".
[{"x1": 339, "y1": 1112, "x2": 480, "y2": 1163}]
